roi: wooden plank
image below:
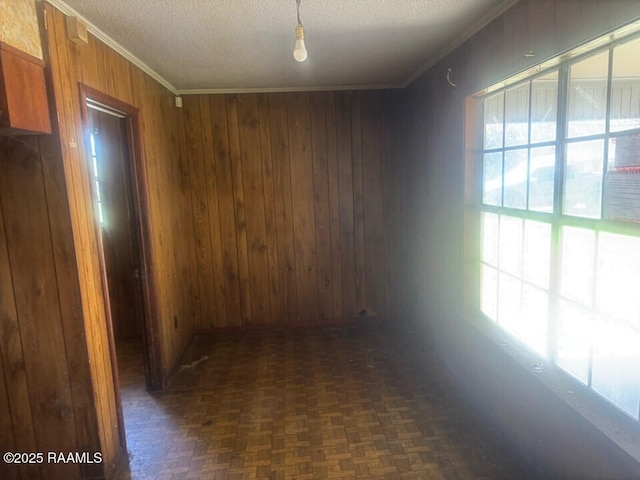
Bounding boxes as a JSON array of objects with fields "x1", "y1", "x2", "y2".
[
  {"x1": 76, "y1": 33, "x2": 100, "y2": 88},
  {"x1": 113, "y1": 51, "x2": 134, "y2": 105},
  {"x1": 93, "y1": 40, "x2": 110, "y2": 95},
  {"x1": 183, "y1": 95, "x2": 218, "y2": 328},
  {"x1": 226, "y1": 95, "x2": 253, "y2": 325},
  {"x1": 382, "y1": 92, "x2": 399, "y2": 317},
  {"x1": 257, "y1": 94, "x2": 282, "y2": 323},
  {"x1": 267, "y1": 93, "x2": 298, "y2": 323},
  {"x1": 0, "y1": 348, "x2": 20, "y2": 480},
  {"x1": 199, "y1": 95, "x2": 228, "y2": 328},
  {"x1": 209, "y1": 95, "x2": 243, "y2": 327},
  {"x1": 351, "y1": 92, "x2": 366, "y2": 315},
  {"x1": 324, "y1": 92, "x2": 344, "y2": 320},
  {"x1": 175, "y1": 102, "x2": 204, "y2": 327},
  {"x1": 335, "y1": 92, "x2": 357, "y2": 318},
  {"x1": 47, "y1": 8, "x2": 119, "y2": 469},
  {"x1": 309, "y1": 92, "x2": 334, "y2": 320},
  {"x1": 286, "y1": 92, "x2": 320, "y2": 322},
  {"x1": 236, "y1": 94, "x2": 272, "y2": 325},
  {"x1": 0, "y1": 172, "x2": 37, "y2": 480},
  {"x1": 360, "y1": 91, "x2": 385, "y2": 318},
  {"x1": 0, "y1": 136, "x2": 79, "y2": 479},
  {"x1": 38, "y1": 128, "x2": 103, "y2": 478}
]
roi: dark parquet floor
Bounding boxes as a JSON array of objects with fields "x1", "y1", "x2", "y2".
[{"x1": 115, "y1": 321, "x2": 536, "y2": 480}]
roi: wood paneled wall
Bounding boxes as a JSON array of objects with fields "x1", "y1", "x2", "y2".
[
  {"x1": 0, "y1": 134, "x2": 102, "y2": 479},
  {"x1": 2, "y1": 5, "x2": 201, "y2": 477},
  {"x1": 44, "y1": 4, "x2": 198, "y2": 379},
  {"x1": 395, "y1": 1, "x2": 640, "y2": 478},
  {"x1": 180, "y1": 90, "x2": 403, "y2": 328}
]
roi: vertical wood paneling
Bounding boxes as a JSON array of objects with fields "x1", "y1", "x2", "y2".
[
  {"x1": 257, "y1": 94, "x2": 282, "y2": 324},
  {"x1": 182, "y1": 90, "x2": 394, "y2": 327},
  {"x1": 20, "y1": 6, "x2": 201, "y2": 476},
  {"x1": 309, "y1": 93, "x2": 333, "y2": 320},
  {"x1": 0, "y1": 189, "x2": 36, "y2": 480},
  {"x1": 47, "y1": 9, "x2": 118, "y2": 470},
  {"x1": 351, "y1": 93, "x2": 367, "y2": 314},
  {"x1": 0, "y1": 349, "x2": 19, "y2": 480},
  {"x1": 0, "y1": 137, "x2": 79, "y2": 479},
  {"x1": 226, "y1": 95, "x2": 253, "y2": 325},
  {"x1": 383, "y1": 93, "x2": 401, "y2": 317},
  {"x1": 287, "y1": 92, "x2": 320, "y2": 321},
  {"x1": 210, "y1": 95, "x2": 243, "y2": 327},
  {"x1": 268, "y1": 93, "x2": 298, "y2": 324},
  {"x1": 361, "y1": 91, "x2": 385, "y2": 317},
  {"x1": 236, "y1": 94, "x2": 272, "y2": 324},
  {"x1": 325, "y1": 93, "x2": 344, "y2": 319},
  {"x1": 39, "y1": 128, "x2": 102, "y2": 479},
  {"x1": 176, "y1": 105, "x2": 204, "y2": 328},
  {"x1": 184, "y1": 95, "x2": 217, "y2": 328},
  {"x1": 200, "y1": 96, "x2": 228, "y2": 328},
  {"x1": 335, "y1": 92, "x2": 357, "y2": 318}
]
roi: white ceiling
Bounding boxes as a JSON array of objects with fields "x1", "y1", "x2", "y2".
[{"x1": 49, "y1": 0, "x2": 518, "y2": 94}]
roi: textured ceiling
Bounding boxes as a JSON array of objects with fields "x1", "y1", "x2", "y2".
[{"x1": 51, "y1": 0, "x2": 517, "y2": 93}]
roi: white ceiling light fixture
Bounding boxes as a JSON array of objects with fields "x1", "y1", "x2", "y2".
[{"x1": 293, "y1": 0, "x2": 308, "y2": 62}]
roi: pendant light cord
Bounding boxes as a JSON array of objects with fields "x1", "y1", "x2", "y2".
[{"x1": 296, "y1": 0, "x2": 302, "y2": 26}]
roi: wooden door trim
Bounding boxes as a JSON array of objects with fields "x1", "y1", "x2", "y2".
[{"x1": 78, "y1": 84, "x2": 163, "y2": 397}]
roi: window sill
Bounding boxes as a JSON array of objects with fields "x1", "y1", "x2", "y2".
[{"x1": 461, "y1": 311, "x2": 640, "y2": 472}]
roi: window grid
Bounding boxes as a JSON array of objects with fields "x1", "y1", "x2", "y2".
[{"x1": 477, "y1": 34, "x2": 640, "y2": 421}]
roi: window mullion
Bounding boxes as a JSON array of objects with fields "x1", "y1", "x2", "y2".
[
  {"x1": 599, "y1": 47, "x2": 614, "y2": 221},
  {"x1": 547, "y1": 65, "x2": 569, "y2": 362}
]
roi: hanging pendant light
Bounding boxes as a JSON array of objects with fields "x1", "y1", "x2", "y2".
[{"x1": 293, "y1": 0, "x2": 308, "y2": 62}]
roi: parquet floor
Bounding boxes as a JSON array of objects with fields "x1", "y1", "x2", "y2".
[{"x1": 115, "y1": 321, "x2": 536, "y2": 479}]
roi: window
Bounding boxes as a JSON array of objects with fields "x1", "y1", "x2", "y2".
[{"x1": 472, "y1": 32, "x2": 640, "y2": 420}]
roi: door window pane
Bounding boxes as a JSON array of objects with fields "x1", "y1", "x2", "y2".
[
  {"x1": 560, "y1": 226, "x2": 595, "y2": 306},
  {"x1": 568, "y1": 51, "x2": 609, "y2": 138},
  {"x1": 484, "y1": 92, "x2": 504, "y2": 149},
  {"x1": 563, "y1": 140, "x2": 604, "y2": 218},
  {"x1": 483, "y1": 152, "x2": 503, "y2": 206},
  {"x1": 523, "y1": 220, "x2": 551, "y2": 288},
  {"x1": 503, "y1": 149, "x2": 528, "y2": 209},
  {"x1": 531, "y1": 71, "x2": 558, "y2": 143},
  {"x1": 505, "y1": 83, "x2": 530, "y2": 147},
  {"x1": 499, "y1": 216, "x2": 523, "y2": 276},
  {"x1": 610, "y1": 37, "x2": 640, "y2": 133},
  {"x1": 528, "y1": 146, "x2": 556, "y2": 212}
]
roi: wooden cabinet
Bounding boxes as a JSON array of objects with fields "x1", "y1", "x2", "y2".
[{"x1": 0, "y1": 42, "x2": 51, "y2": 135}]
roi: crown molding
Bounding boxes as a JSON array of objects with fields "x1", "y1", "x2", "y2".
[
  {"x1": 176, "y1": 83, "x2": 403, "y2": 96},
  {"x1": 401, "y1": 0, "x2": 520, "y2": 87},
  {"x1": 45, "y1": 0, "x2": 518, "y2": 95},
  {"x1": 45, "y1": 0, "x2": 178, "y2": 95}
]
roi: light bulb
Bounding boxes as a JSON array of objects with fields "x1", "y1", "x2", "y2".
[{"x1": 293, "y1": 25, "x2": 307, "y2": 62}]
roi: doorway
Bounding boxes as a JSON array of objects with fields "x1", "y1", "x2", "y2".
[
  {"x1": 79, "y1": 85, "x2": 163, "y2": 404},
  {"x1": 88, "y1": 106, "x2": 143, "y2": 341}
]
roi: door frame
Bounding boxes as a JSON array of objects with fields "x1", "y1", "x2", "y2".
[{"x1": 78, "y1": 83, "x2": 163, "y2": 395}]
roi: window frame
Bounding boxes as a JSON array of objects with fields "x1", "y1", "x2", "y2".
[{"x1": 465, "y1": 26, "x2": 640, "y2": 422}]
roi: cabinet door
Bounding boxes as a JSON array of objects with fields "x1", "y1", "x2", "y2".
[{"x1": 0, "y1": 42, "x2": 51, "y2": 135}]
